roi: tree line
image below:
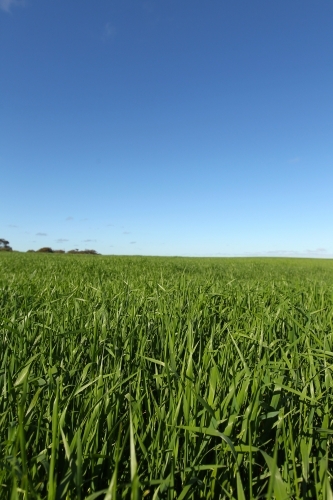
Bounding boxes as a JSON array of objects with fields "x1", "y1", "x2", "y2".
[{"x1": 0, "y1": 239, "x2": 99, "y2": 254}]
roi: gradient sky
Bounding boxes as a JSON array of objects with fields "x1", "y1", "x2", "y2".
[{"x1": 1, "y1": 0, "x2": 332, "y2": 256}]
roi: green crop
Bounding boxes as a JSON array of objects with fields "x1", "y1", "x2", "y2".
[{"x1": 0, "y1": 253, "x2": 333, "y2": 499}]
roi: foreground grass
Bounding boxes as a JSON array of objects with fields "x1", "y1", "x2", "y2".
[{"x1": 0, "y1": 253, "x2": 333, "y2": 499}]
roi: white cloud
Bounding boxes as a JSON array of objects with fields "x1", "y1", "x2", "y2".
[
  {"x1": 36, "y1": 232, "x2": 47, "y2": 236},
  {"x1": 0, "y1": 0, "x2": 24, "y2": 13}
]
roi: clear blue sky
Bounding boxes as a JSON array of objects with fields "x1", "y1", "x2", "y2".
[{"x1": 1, "y1": 0, "x2": 332, "y2": 257}]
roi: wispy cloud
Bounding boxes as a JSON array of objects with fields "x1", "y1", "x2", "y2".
[
  {"x1": 264, "y1": 250, "x2": 300, "y2": 256},
  {"x1": 83, "y1": 239, "x2": 96, "y2": 242},
  {"x1": 130, "y1": 241, "x2": 136, "y2": 244},
  {"x1": 306, "y1": 248, "x2": 327, "y2": 255},
  {"x1": 246, "y1": 249, "x2": 332, "y2": 258},
  {"x1": 102, "y1": 22, "x2": 116, "y2": 41},
  {"x1": 0, "y1": 0, "x2": 24, "y2": 13},
  {"x1": 8, "y1": 224, "x2": 18, "y2": 228},
  {"x1": 36, "y1": 232, "x2": 47, "y2": 236},
  {"x1": 142, "y1": 1, "x2": 156, "y2": 14},
  {"x1": 288, "y1": 157, "x2": 300, "y2": 164},
  {"x1": 123, "y1": 231, "x2": 131, "y2": 235},
  {"x1": 56, "y1": 238, "x2": 69, "y2": 243},
  {"x1": 66, "y1": 216, "x2": 74, "y2": 221}
]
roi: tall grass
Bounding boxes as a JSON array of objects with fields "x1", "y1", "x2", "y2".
[{"x1": 0, "y1": 253, "x2": 333, "y2": 499}]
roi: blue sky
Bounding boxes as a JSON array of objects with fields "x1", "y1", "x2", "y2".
[{"x1": 1, "y1": 0, "x2": 332, "y2": 256}]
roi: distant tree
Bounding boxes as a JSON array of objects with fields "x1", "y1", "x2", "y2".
[
  {"x1": 0, "y1": 239, "x2": 12, "y2": 251},
  {"x1": 27, "y1": 250, "x2": 36, "y2": 252},
  {"x1": 36, "y1": 247, "x2": 54, "y2": 253},
  {"x1": 67, "y1": 249, "x2": 99, "y2": 255},
  {"x1": 82, "y1": 249, "x2": 99, "y2": 255}
]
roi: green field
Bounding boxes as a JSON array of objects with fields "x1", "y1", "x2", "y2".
[{"x1": 1, "y1": 253, "x2": 333, "y2": 499}]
